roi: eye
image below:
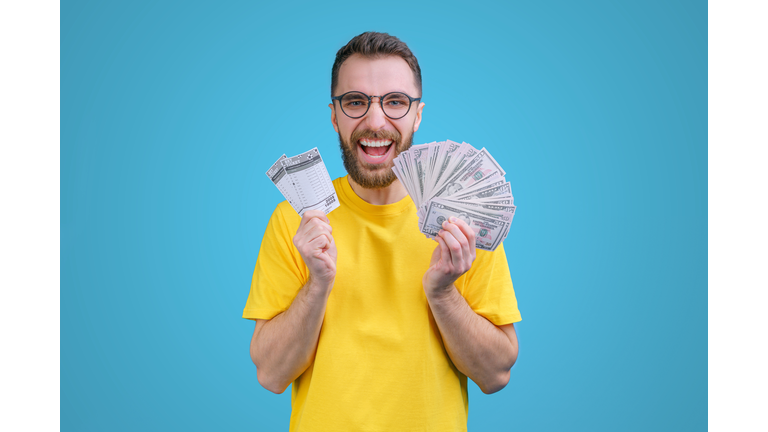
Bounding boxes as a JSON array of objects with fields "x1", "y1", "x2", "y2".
[
  {"x1": 384, "y1": 94, "x2": 410, "y2": 108},
  {"x1": 342, "y1": 93, "x2": 368, "y2": 109}
]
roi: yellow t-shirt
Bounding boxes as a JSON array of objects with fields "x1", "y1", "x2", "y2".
[{"x1": 243, "y1": 176, "x2": 522, "y2": 432}]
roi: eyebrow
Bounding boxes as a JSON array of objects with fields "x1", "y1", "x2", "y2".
[{"x1": 347, "y1": 90, "x2": 415, "y2": 97}]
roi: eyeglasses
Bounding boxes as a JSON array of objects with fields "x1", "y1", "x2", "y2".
[{"x1": 331, "y1": 91, "x2": 421, "y2": 120}]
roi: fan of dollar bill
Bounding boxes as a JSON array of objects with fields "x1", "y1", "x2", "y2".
[{"x1": 392, "y1": 140, "x2": 515, "y2": 252}]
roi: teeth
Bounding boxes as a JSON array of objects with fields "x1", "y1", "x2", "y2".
[{"x1": 359, "y1": 139, "x2": 392, "y2": 148}]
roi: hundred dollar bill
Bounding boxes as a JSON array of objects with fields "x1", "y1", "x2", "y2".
[
  {"x1": 434, "y1": 197, "x2": 515, "y2": 221},
  {"x1": 442, "y1": 197, "x2": 516, "y2": 215},
  {"x1": 458, "y1": 196, "x2": 515, "y2": 205},
  {"x1": 393, "y1": 155, "x2": 415, "y2": 202},
  {"x1": 453, "y1": 180, "x2": 513, "y2": 201},
  {"x1": 431, "y1": 143, "x2": 479, "y2": 194},
  {"x1": 418, "y1": 172, "x2": 504, "y2": 220},
  {"x1": 448, "y1": 171, "x2": 504, "y2": 197},
  {"x1": 411, "y1": 143, "x2": 432, "y2": 205},
  {"x1": 431, "y1": 142, "x2": 475, "y2": 195},
  {"x1": 429, "y1": 140, "x2": 463, "y2": 197},
  {"x1": 431, "y1": 202, "x2": 515, "y2": 246},
  {"x1": 392, "y1": 140, "x2": 518, "y2": 248},
  {"x1": 427, "y1": 147, "x2": 505, "y2": 202},
  {"x1": 420, "y1": 199, "x2": 512, "y2": 251},
  {"x1": 423, "y1": 142, "x2": 441, "y2": 197}
]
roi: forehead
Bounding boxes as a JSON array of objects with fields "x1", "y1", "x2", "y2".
[{"x1": 336, "y1": 54, "x2": 418, "y2": 96}]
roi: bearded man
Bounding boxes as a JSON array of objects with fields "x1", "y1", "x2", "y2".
[{"x1": 243, "y1": 32, "x2": 522, "y2": 431}]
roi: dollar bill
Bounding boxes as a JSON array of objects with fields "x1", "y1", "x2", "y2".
[
  {"x1": 420, "y1": 199, "x2": 512, "y2": 251},
  {"x1": 452, "y1": 180, "x2": 512, "y2": 201},
  {"x1": 430, "y1": 140, "x2": 462, "y2": 196},
  {"x1": 392, "y1": 140, "x2": 517, "y2": 250},
  {"x1": 427, "y1": 148, "x2": 505, "y2": 202},
  {"x1": 442, "y1": 197, "x2": 516, "y2": 214}
]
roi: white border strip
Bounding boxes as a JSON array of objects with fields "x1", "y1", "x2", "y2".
[
  {"x1": 709, "y1": 1, "x2": 768, "y2": 430},
  {"x1": 0, "y1": 1, "x2": 61, "y2": 430}
]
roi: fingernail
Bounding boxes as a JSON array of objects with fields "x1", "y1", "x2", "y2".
[{"x1": 449, "y1": 217, "x2": 455, "y2": 223}]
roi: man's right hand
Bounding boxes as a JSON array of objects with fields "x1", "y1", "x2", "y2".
[
  {"x1": 293, "y1": 210, "x2": 337, "y2": 290},
  {"x1": 252, "y1": 210, "x2": 337, "y2": 393}
]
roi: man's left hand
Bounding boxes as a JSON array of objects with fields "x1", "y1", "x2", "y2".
[{"x1": 423, "y1": 217, "x2": 477, "y2": 297}]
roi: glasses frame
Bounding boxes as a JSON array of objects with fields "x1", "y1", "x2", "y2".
[{"x1": 331, "y1": 91, "x2": 422, "y2": 120}]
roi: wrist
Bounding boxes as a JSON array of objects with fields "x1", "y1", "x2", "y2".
[
  {"x1": 423, "y1": 281, "x2": 456, "y2": 302},
  {"x1": 307, "y1": 274, "x2": 334, "y2": 296}
]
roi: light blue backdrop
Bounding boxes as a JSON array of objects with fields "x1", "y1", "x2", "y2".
[{"x1": 62, "y1": 1, "x2": 706, "y2": 430}]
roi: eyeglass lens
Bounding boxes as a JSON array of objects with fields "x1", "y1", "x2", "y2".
[{"x1": 339, "y1": 92, "x2": 412, "y2": 119}]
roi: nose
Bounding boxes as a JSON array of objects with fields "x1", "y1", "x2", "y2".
[{"x1": 363, "y1": 97, "x2": 387, "y2": 131}]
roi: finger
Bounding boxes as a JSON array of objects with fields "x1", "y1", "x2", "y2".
[
  {"x1": 451, "y1": 217, "x2": 477, "y2": 261},
  {"x1": 302, "y1": 222, "x2": 333, "y2": 242},
  {"x1": 452, "y1": 217, "x2": 476, "y2": 245},
  {"x1": 297, "y1": 216, "x2": 332, "y2": 238},
  {"x1": 439, "y1": 226, "x2": 464, "y2": 270},
  {"x1": 299, "y1": 210, "x2": 330, "y2": 228},
  {"x1": 316, "y1": 249, "x2": 336, "y2": 272},
  {"x1": 299, "y1": 217, "x2": 330, "y2": 237},
  {"x1": 434, "y1": 233, "x2": 450, "y2": 267},
  {"x1": 443, "y1": 219, "x2": 470, "y2": 253},
  {"x1": 314, "y1": 212, "x2": 331, "y2": 225},
  {"x1": 307, "y1": 233, "x2": 332, "y2": 252}
]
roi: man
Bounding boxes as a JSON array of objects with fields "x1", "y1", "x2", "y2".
[{"x1": 243, "y1": 32, "x2": 521, "y2": 431}]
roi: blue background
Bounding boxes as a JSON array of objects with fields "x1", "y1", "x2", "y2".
[{"x1": 62, "y1": 0, "x2": 706, "y2": 430}]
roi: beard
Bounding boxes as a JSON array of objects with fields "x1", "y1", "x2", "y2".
[{"x1": 338, "y1": 128, "x2": 413, "y2": 189}]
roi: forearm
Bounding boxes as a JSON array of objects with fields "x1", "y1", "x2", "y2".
[
  {"x1": 251, "y1": 277, "x2": 331, "y2": 393},
  {"x1": 426, "y1": 286, "x2": 517, "y2": 394}
]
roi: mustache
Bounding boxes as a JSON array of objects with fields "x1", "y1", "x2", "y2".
[{"x1": 350, "y1": 129, "x2": 401, "y2": 144}]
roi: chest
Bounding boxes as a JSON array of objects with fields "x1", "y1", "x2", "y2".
[{"x1": 325, "y1": 212, "x2": 437, "y2": 336}]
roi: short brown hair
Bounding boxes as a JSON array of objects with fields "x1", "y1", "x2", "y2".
[{"x1": 331, "y1": 32, "x2": 422, "y2": 97}]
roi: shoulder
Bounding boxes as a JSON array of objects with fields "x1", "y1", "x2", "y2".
[
  {"x1": 274, "y1": 200, "x2": 297, "y2": 219},
  {"x1": 462, "y1": 243, "x2": 512, "y2": 289},
  {"x1": 473, "y1": 242, "x2": 509, "y2": 265},
  {"x1": 267, "y1": 201, "x2": 301, "y2": 237}
]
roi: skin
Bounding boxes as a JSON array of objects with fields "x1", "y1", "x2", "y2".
[
  {"x1": 331, "y1": 55, "x2": 424, "y2": 205},
  {"x1": 250, "y1": 54, "x2": 518, "y2": 394},
  {"x1": 250, "y1": 210, "x2": 335, "y2": 393}
]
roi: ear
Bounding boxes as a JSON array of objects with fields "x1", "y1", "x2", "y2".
[
  {"x1": 412, "y1": 102, "x2": 425, "y2": 133},
  {"x1": 329, "y1": 103, "x2": 339, "y2": 133}
]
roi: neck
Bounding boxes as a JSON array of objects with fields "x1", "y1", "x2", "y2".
[{"x1": 347, "y1": 176, "x2": 408, "y2": 205}]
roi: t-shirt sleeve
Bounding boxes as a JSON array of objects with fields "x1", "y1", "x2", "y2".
[
  {"x1": 456, "y1": 242, "x2": 522, "y2": 326},
  {"x1": 242, "y1": 202, "x2": 309, "y2": 321}
]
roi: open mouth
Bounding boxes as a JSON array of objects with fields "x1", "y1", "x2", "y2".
[{"x1": 358, "y1": 138, "x2": 394, "y2": 164}]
